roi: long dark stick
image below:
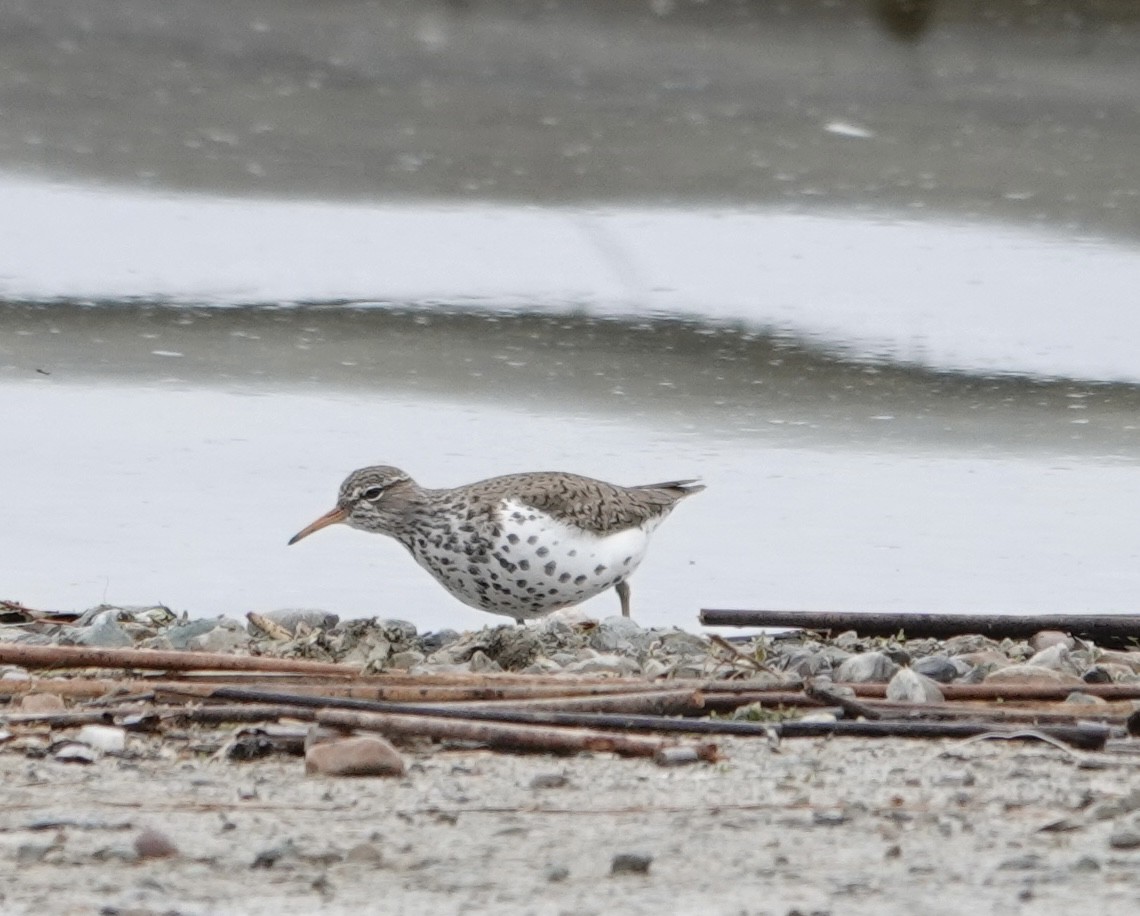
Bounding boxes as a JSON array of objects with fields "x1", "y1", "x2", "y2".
[
  {"x1": 186, "y1": 686, "x2": 1110, "y2": 748},
  {"x1": 700, "y1": 609, "x2": 1140, "y2": 645}
]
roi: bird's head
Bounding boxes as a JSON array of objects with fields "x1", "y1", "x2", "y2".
[{"x1": 288, "y1": 465, "x2": 414, "y2": 544}]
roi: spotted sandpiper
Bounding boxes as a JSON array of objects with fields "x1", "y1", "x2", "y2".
[{"x1": 288, "y1": 465, "x2": 704, "y2": 623}]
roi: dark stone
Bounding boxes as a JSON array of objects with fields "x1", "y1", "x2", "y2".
[{"x1": 611, "y1": 852, "x2": 652, "y2": 875}]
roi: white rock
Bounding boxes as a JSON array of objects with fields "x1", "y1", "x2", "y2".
[
  {"x1": 886, "y1": 668, "x2": 944, "y2": 704},
  {"x1": 75, "y1": 724, "x2": 127, "y2": 754}
]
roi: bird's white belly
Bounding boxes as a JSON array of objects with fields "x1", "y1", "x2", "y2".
[{"x1": 411, "y1": 500, "x2": 661, "y2": 620}]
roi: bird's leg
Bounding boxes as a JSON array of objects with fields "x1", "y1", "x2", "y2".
[{"x1": 616, "y1": 580, "x2": 631, "y2": 618}]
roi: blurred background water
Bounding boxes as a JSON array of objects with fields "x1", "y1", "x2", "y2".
[{"x1": 0, "y1": 0, "x2": 1137, "y2": 631}]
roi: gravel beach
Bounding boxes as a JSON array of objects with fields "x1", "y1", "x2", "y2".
[{"x1": 1, "y1": 606, "x2": 1139, "y2": 915}]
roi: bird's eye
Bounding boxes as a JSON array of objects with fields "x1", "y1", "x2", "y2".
[{"x1": 361, "y1": 486, "x2": 384, "y2": 501}]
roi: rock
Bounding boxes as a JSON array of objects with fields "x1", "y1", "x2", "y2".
[
  {"x1": 1096, "y1": 650, "x2": 1140, "y2": 673},
  {"x1": 75, "y1": 725, "x2": 127, "y2": 754},
  {"x1": 522, "y1": 657, "x2": 564, "y2": 674},
  {"x1": 419, "y1": 629, "x2": 461, "y2": 653},
  {"x1": 641, "y1": 658, "x2": 670, "y2": 678},
  {"x1": 305, "y1": 736, "x2": 406, "y2": 778},
  {"x1": 1082, "y1": 664, "x2": 1124, "y2": 684},
  {"x1": 565, "y1": 654, "x2": 641, "y2": 676},
  {"x1": 782, "y1": 650, "x2": 834, "y2": 677},
  {"x1": 835, "y1": 651, "x2": 899, "y2": 683},
  {"x1": 250, "y1": 608, "x2": 340, "y2": 634},
  {"x1": 135, "y1": 828, "x2": 179, "y2": 859},
  {"x1": 345, "y1": 842, "x2": 384, "y2": 865},
  {"x1": 1072, "y1": 855, "x2": 1101, "y2": 872},
  {"x1": 1064, "y1": 691, "x2": 1108, "y2": 706},
  {"x1": 911, "y1": 655, "x2": 964, "y2": 684},
  {"x1": 387, "y1": 650, "x2": 425, "y2": 670},
  {"x1": 1109, "y1": 829, "x2": 1140, "y2": 850},
  {"x1": 997, "y1": 854, "x2": 1043, "y2": 871},
  {"x1": 19, "y1": 692, "x2": 65, "y2": 713},
  {"x1": 984, "y1": 665, "x2": 1083, "y2": 686},
  {"x1": 1028, "y1": 630, "x2": 1075, "y2": 653},
  {"x1": 589, "y1": 616, "x2": 646, "y2": 653},
  {"x1": 66, "y1": 610, "x2": 133, "y2": 648},
  {"x1": 164, "y1": 617, "x2": 225, "y2": 650},
  {"x1": 655, "y1": 630, "x2": 709, "y2": 656},
  {"x1": 544, "y1": 864, "x2": 570, "y2": 882},
  {"x1": 378, "y1": 618, "x2": 418, "y2": 641},
  {"x1": 1025, "y1": 643, "x2": 1078, "y2": 673},
  {"x1": 654, "y1": 746, "x2": 701, "y2": 767},
  {"x1": 610, "y1": 852, "x2": 652, "y2": 875},
  {"x1": 252, "y1": 840, "x2": 300, "y2": 869},
  {"x1": 53, "y1": 742, "x2": 97, "y2": 764},
  {"x1": 530, "y1": 773, "x2": 569, "y2": 790},
  {"x1": 186, "y1": 617, "x2": 248, "y2": 653},
  {"x1": 798, "y1": 711, "x2": 839, "y2": 724},
  {"x1": 468, "y1": 650, "x2": 503, "y2": 673},
  {"x1": 885, "y1": 668, "x2": 944, "y2": 704}
]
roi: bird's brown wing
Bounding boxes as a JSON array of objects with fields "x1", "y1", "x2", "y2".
[{"x1": 496, "y1": 473, "x2": 704, "y2": 534}]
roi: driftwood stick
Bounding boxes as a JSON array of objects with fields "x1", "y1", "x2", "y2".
[
  {"x1": 0, "y1": 704, "x2": 315, "y2": 728},
  {"x1": 315, "y1": 708, "x2": 718, "y2": 759},
  {"x1": 699, "y1": 691, "x2": 828, "y2": 712},
  {"x1": 0, "y1": 644, "x2": 359, "y2": 676},
  {"x1": 776, "y1": 719, "x2": 1110, "y2": 749},
  {"x1": 849, "y1": 683, "x2": 1140, "y2": 702},
  {"x1": 700, "y1": 609, "x2": 1140, "y2": 646},
  {"x1": 452, "y1": 689, "x2": 705, "y2": 716}
]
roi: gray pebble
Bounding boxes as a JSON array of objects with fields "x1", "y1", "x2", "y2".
[
  {"x1": 911, "y1": 655, "x2": 963, "y2": 683},
  {"x1": 886, "y1": 668, "x2": 944, "y2": 704},
  {"x1": 835, "y1": 651, "x2": 899, "y2": 683},
  {"x1": 611, "y1": 852, "x2": 652, "y2": 875},
  {"x1": 545, "y1": 864, "x2": 570, "y2": 882},
  {"x1": 1108, "y1": 829, "x2": 1140, "y2": 850}
]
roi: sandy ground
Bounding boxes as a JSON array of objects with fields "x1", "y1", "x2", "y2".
[{"x1": 1, "y1": 732, "x2": 1136, "y2": 915}]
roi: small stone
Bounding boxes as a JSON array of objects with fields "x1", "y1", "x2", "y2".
[
  {"x1": 164, "y1": 618, "x2": 224, "y2": 650},
  {"x1": 885, "y1": 668, "x2": 944, "y2": 704},
  {"x1": 1064, "y1": 692, "x2": 1108, "y2": 706},
  {"x1": 589, "y1": 616, "x2": 646, "y2": 652},
  {"x1": 135, "y1": 828, "x2": 179, "y2": 859},
  {"x1": 1072, "y1": 855, "x2": 1101, "y2": 872},
  {"x1": 654, "y1": 746, "x2": 701, "y2": 767},
  {"x1": 68, "y1": 611, "x2": 133, "y2": 648},
  {"x1": 835, "y1": 651, "x2": 899, "y2": 683},
  {"x1": 468, "y1": 650, "x2": 503, "y2": 673},
  {"x1": 1025, "y1": 643, "x2": 1077, "y2": 673},
  {"x1": 420, "y1": 629, "x2": 461, "y2": 653},
  {"x1": 1028, "y1": 630, "x2": 1075, "y2": 653},
  {"x1": 812, "y1": 810, "x2": 848, "y2": 826},
  {"x1": 610, "y1": 852, "x2": 652, "y2": 875},
  {"x1": 1083, "y1": 665, "x2": 1120, "y2": 684},
  {"x1": 187, "y1": 618, "x2": 248, "y2": 653},
  {"x1": 797, "y1": 711, "x2": 839, "y2": 724},
  {"x1": 251, "y1": 608, "x2": 340, "y2": 634},
  {"x1": 345, "y1": 842, "x2": 384, "y2": 865},
  {"x1": 545, "y1": 864, "x2": 570, "y2": 882},
  {"x1": 53, "y1": 742, "x2": 97, "y2": 764},
  {"x1": 530, "y1": 773, "x2": 569, "y2": 790},
  {"x1": 75, "y1": 725, "x2": 127, "y2": 754},
  {"x1": 984, "y1": 665, "x2": 1083, "y2": 686},
  {"x1": 1096, "y1": 651, "x2": 1140, "y2": 673},
  {"x1": 911, "y1": 656, "x2": 963, "y2": 684},
  {"x1": 1109, "y1": 829, "x2": 1140, "y2": 850},
  {"x1": 252, "y1": 840, "x2": 299, "y2": 869},
  {"x1": 18, "y1": 693, "x2": 65, "y2": 713},
  {"x1": 305, "y1": 736, "x2": 405, "y2": 778},
  {"x1": 387, "y1": 650, "x2": 425, "y2": 670},
  {"x1": 565, "y1": 654, "x2": 641, "y2": 676},
  {"x1": 997, "y1": 854, "x2": 1042, "y2": 870}
]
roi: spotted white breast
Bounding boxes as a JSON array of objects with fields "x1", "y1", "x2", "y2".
[{"x1": 408, "y1": 498, "x2": 664, "y2": 621}]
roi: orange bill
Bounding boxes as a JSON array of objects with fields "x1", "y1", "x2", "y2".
[{"x1": 288, "y1": 506, "x2": 348, "y2": 545}]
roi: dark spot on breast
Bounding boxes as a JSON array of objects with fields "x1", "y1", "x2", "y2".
[
  {"x1": 507, "y1": 533, "x2": 519, "y2": 544},
  {"x1": 518, "y1": 559, "x2": 530, "y2": 571},
  {"x1": 526, "y1": 535, "x2": 539, "y2": 545},
  {"x1": 567, "y1": 549, "x2": 577, "y2": 557},
  {"x1": 438, "y1": 557, "x2": 451, "y2": 566},
  {"x1": 623, "y1": 555, "x2": 632, "y2": 566},
  {"x1": 516, "y1": 579, "x2": 528, "y2": 588},
  {"x1": 467, "y1": 565, "x2": 479, "y2": 576},
  {"x1": 544, "y1": 561, "x2": 557, "y2": 576},
  {"x1": 558, "y1": 572, "x2": 571, "y2": 583},
  {"x1": 594, "y1": 564, "x2": 607, "y2": 575},
  {"x1": 548, "y1": 588, "x2": 559, "y2": 595},
  {"x1": 574, "y1": 575, "x2": 587, "y2": 585},
  {"x1": 536, "y1": 546, "x2": 549, "y2": 557}
]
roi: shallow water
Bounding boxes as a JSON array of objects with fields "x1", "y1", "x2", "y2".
[{"x1": 1, "y1": 0, "x2": 1138, "y2": 629}]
